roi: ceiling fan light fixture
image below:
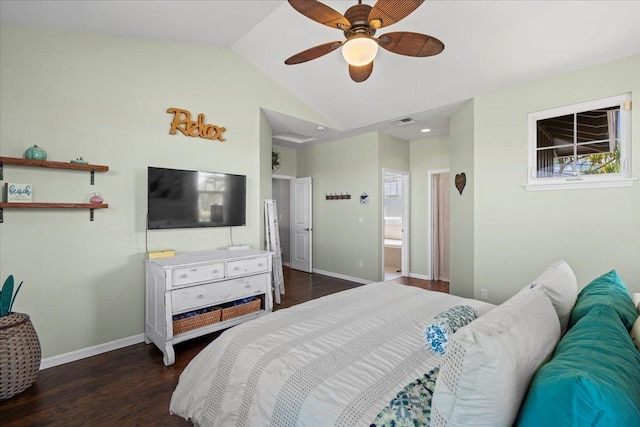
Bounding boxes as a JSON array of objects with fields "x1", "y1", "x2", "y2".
[{"x1": 341, "y1": 35, "x2": 378, "y2": 66}]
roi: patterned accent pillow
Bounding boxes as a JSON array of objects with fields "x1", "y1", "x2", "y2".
[
  {"x1": 424, "y1": 305, "x2": 476, "y2": 355},
  {"x1": 370, "y1": 367, "x2": 440, "y2": 427}
]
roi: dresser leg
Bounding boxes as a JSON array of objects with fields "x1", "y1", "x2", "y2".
[{"x1": 163, "y1": 344, "x2": 175, "y2": 366}]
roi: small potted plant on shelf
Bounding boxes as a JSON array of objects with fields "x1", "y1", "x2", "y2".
[{"x1": 0, "y1": 275, "x2": 41, "y2": 400}]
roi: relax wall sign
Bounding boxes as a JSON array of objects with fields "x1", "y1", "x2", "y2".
[{"x1": 167, "y1": 107, "x2": 226, "y2": 141}]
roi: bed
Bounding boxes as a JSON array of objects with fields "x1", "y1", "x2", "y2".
[
  {"x1": 170, "y1": 262, "x2": 640, "y2": 427},
  {"x1": 169, "y1": 281, "x2": 494, "y2": 426}
]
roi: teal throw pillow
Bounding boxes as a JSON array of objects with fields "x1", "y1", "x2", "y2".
[
  {"x1": 517, "y1": 306, "x2": 640, "y2": 427},
  {"x1": 569, "y1": 269, "x2": 637, "y2": 330}
]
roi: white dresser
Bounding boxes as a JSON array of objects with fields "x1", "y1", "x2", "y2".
[{"x1": 145, "y1": 249, "x2": 273, "y2": 365}]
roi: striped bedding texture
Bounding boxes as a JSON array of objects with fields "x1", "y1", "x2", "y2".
[{"x1": 170, "y1": 281, "x2": 495, "y2": 427}]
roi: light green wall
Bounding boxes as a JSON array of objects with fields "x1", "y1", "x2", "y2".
[
  {"x1": 0, "y1": 25, "x2": 329, "y2": 359},
  {"x1": 297, "y1": 132, "x2": 381, "y2": 281},
  {"x1": 472, "y1": 54, "x2": 640, "y2": 303},
  {"x1": 409, "y1": 135, "x2": 450, "y2": 278},
  {"x1": 449, "y1": 100, "x2": 475, "y2": 298},
  {"x1": 272, "y1": 145, "x2": 297, "y2": 177},
  {"x1": 378, "y1": 133, "x2": 410, "y2": 172}
]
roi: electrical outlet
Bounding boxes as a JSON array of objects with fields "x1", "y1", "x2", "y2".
[
  {"x1": 480, "y1": 288, "x2": 488, "y2": 300},
  {"x1": 358, "y1": 260, "x2": 364, "y2": 268}
]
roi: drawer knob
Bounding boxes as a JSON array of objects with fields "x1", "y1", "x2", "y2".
[
  {"x1": 233, "y1": 267, "x2": 240, "y2": 271},
  {"x1": 196, "y1": 294, "x2": 204, "y2": 299},
  {"x1": 191, "y1": 268, "x2": 198, "y2": 272},
  {"x1": 212, "y1": 270, "x2": 218, "y2": 274},
  {"x1": 257, "y1": 263, "x2": 263, "y2": 267},
  {"x1": 244, "y1": 284, "x2": 251, "y2": 289},
  {"x1": 180, "y1": 274, "x2": 187, "y2": 279}
]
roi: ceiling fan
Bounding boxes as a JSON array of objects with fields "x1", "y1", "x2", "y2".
[{"x1": 284, "y1": 0, "x2": 444, "y2": 83}]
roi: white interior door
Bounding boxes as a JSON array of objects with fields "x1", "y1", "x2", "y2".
[{"x1": 290, "y1": 177, "x2": 312, "y2": 272}]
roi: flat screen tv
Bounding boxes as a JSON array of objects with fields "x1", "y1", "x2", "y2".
[{"x1": 147, "y1": 166, "x2": 246, "y2": 230}]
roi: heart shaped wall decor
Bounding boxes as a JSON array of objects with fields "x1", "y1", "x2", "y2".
[{"x1": 455, "y1": 173, "x2": 466, "y2": 195}]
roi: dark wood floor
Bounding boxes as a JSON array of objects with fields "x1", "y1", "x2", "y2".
[{"x1": 0, "y1": 268, "x2": 448, "y2": 426}]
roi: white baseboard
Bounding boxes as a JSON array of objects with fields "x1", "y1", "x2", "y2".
[
  {"x1": 312, "y1": 268, "x2": 373, "y2": 285},
  {"x1": 410, "y1": 272, "x2": 432, "y2": 280},
  {"x1": 40, "y1": 333, "x2": 145, "y2": 370}
]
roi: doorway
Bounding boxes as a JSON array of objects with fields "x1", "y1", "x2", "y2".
[
  {"x1": 382, "y1": 169, "x2": 409, "y2": 281},
  {"x1": 271, "y1": 176, "x2": 292, "y2": 266},
  {"x1": 429, "y1": 170, "x2": 450, "y2": 282},
  {"x1": 271, "y1": 176, "x2": 313, "y2": 272}
]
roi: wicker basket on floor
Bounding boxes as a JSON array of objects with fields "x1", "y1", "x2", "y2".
[
  {"x1": 221, "y1": 298, "x2": 261, "y2": 321},
  {"x1": 0, "y1": 312, "x2": 41, "y2": 401}
]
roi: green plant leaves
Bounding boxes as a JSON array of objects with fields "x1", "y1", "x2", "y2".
[
  {"x1": 0, "y1": 275, "x2": 22, "y2": 316},
  {"x1": 0, "y1": 275, "x2": 14, "y2": 316}
]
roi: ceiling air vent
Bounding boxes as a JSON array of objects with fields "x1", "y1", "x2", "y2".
[{"x1": 390, "y1": 117, "x2": 416, "y2": 126}]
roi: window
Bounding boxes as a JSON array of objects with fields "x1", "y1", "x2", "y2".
[
  {"x1": 384, "y1": 177, "x2": 402, "y2": 224},
  {"x1": 384, "y1": 178, "x2": 402, "y2": 197},
  {"x1": 526, "y1": 93, "x2": 634, "y2": 190}
]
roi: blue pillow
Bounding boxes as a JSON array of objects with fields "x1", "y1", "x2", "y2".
[
  {"x1": 517, "y1": 306, "x2": 640, "y2": 427},
  {"x1": 569, "y1": 269, "x2": 637, "y2": 330},
  {"x1": 424, "y1": 305, "x2": 476, "y2": 355}
]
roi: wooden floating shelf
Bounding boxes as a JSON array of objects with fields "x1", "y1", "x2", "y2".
[
  {"x1": 0, "y1": 203, "x2": 108, "y2": 222},
  {"x1": 0, "y1": 156, "x2": 108, "y2": 184},
  {"x1": 0, "y1": 203, "x2": 108, "y2": 209},
  {"x1": 0, "y1": 156, "x2": 108, "y2": 171},
  {"x1": 0, "y1": 156, "x2": 110, "y2": 222}
]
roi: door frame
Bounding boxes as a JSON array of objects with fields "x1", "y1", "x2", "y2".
[
  {"x1": 427, "y1": 168, "x2": 449, "y2": 280},
  {"x1": 381, "y1": 168, "x2": 410, "y2": 280},
  {"x1": 271, "y1": 174, "x2": 295, "y2": 266}
]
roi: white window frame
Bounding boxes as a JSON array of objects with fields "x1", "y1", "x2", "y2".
[{"x1": 525, "y1": 93, "x2": 635, "y2": 191}]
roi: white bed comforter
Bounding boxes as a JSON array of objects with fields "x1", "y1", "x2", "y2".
[{"x1": 170, "y1": 282, "x2": 494, "y2": 427}]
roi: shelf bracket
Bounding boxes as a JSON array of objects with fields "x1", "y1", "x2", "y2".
[
  {"x1": 90, "y1": 169, "x2": 95, "y2": 185},
  {"x1": 0, "y1": 208, "x2": 3, "y2": 223},
  {"x1": 90, "y1": 208, "x2": 95, "y2": 221},
  {"x1": 0, "y1": 161, "x2": 3, "y2": 181}
]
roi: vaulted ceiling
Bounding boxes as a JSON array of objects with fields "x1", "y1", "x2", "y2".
[{"x1": 2, "y1": 0, "x2": 639, "y2": 146}]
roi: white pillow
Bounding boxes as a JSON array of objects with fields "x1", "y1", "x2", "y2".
[
  {"x1": 521, "y1": 260, "x2": 577, "y2": 335},
  {"x1": 631, "y1": 317, "x2": 640, "y2": 352},
  {"x1": 633, "y1": 293, "x2": 640, "y2": 313},
  {"x1": 431, "y1": 287, "x2": 560, "y2": 427}
]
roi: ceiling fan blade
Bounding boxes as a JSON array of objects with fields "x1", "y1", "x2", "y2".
[
  {"x1": 368, "y1": 0, "x2": 425, "y2": 29},
  {"x1": 377, "y1": 31, "x2": 444, "y2": 57},
  {"x1": 285, "y1": 41, "x2": 343, "y2": 65},
  {"x1": 349, "y1": 62, "x2": 374, "y2": 83},
  {"x1": 288, "y1": 0, "x2": 351, "y2": 31}
]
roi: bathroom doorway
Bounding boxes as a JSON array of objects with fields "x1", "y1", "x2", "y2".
[{"x1": 382, "y1": 169, "x2": 409, "y2": 281}]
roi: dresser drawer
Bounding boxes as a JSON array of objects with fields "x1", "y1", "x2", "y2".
[
  {"x1": 171, "y1": 273, "x2": 268, "y2": 313},
  {"x1": 227, "y1": 256, "x2": 269, "y2": 277},
  {"x1": 171, "y1": 262, "x2": 225, "y2": 287}
]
